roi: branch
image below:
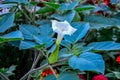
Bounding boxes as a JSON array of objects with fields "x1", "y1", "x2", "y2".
[
  {"x1": 27, "y1": 50, "x2": 41, "y2": 80},
  {"x1": 20, "y1": 57, "x2": 69, "y2": 80},
  {"x1": 0, "y1": 72, "x2": 9, "y2": 80}
]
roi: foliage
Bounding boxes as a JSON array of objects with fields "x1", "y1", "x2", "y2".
[{"x1": 0, "y1": 0, "x2": 120, "y2": 80}]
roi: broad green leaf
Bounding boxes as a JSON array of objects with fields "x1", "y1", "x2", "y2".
[
  {"x1": 84, "y1": 15, "x2": 120, "y2": 29},
  {"x1": 75, "y1": 5, "x2": 95, "y2": 12},
  {"x1": 4, "y1": 0, "x2": 28, "y2": 4},
  {"x1": 39, "y1": 23, "x2": 54, "y2": 37},
  {"x1": 0, "y1": 31, "x2": 23, "y2": 43},
  {"x1": 87, "y1": 41, "x2": 120, "y2": 51},
  {"x1": 64, "y1": 22, "x2": 90, "y2": 43},
  {"x1": 19, "y1": 24, "x2": 40, "y2": 40},
  {"x1": 33, "y1": 35, "x2": 54, "y2": 48},
  {"x1": 0, "y1": 4, "x2": 17, "y2": 8},
  {"x1": 19, "y1": 41, "x2": 37, "y2": 49},
  {"x1": 51, "y1": 10, "x2": 76, "y2": 23},
  {"x1": 43, "y1": 2, "x2": 60, "y2": 9},
  {"x1": 69, "y1": 52, "x2": 105, "y2": 74},
  {"x1": 58, "y1": 1, "x2": 79, "y2": 11},
  {"x1": 0, "y1": 13, "x2": 15, "y2": 33}
]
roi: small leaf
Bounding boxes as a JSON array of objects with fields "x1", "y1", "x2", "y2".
[
  {"x1": 106, "y1": 71, "x2": 120, "y2": 79},
  {"x1": 69, "y1": 52, "x2": 105, "y2": 74},
  {"x1": 36, "y1": 6, "x2": 55, "y2": 14},
  {"x1": 64, "y1": 22, "x2": 90, "y2": 43},
  {"x1": 43, "y1": 2, "x2": 60, "y2": 9},
  {"x1": 113, "y1": 71, "x2": 120, "y2": 79},
  {"x1": 75, "y1": 5, "x2": 95, "y2": 12},
  {"x1": 0, "y1": 31, "x2": 23, "y2": 43},
  {"x1": 0, "y1": 13, "x2": 15, "y2": 33}
]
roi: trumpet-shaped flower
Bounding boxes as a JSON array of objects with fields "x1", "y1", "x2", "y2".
[
  {"x1": 51, "y1": 20, "x2": 76, "y2": 36},
  {"x1": 51, "y1": 20, "x2": 77, "y2": 44},
  {"x1": 49, "y1": 20, "x2": 77, "y2": 63}
]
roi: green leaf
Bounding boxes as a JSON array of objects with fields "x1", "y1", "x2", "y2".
[
  {"x1": 0, "y1": 31, "x2": 23, "y2": 43},
  {"x1": 59, "y1": 48, "x2": 73, "y2": 58},
  {"x1": 0, "y1": 13, "x2": 15, "y2": 33},
  {"x1": 75, "y1": 5, "x2": 95, "y2": 12},
  {"x1": 34, "y1": 35, "x2": 54, "y2": 48},
  {"x1": 69, "y1": 52, "x2": 105, "y2": 74},
  {"x1": 106, "y1": 71, "x2": 120, "y2": 79},
  {"x1": 113, "y1": 72, "x2": 120, "y2": 79},
  {"x1": 44, "y1": 72, "x2": 81, "y2": 80},
  {"x1": 6, "y1": 65, "x2": 16, "y2": 76},
  {"x1": 58, "y1": 1, "x2": 79, "y2": 11},
  {"x1": 51, "y1": 10, "x2": 76, "y2": 23},
  {"x1": 43, "y1": 2, "x2": 60, "y2": 9},
  {"x1": 84, "y1": 15, "x2": 120, "y2": 29},
  {"x1": 58, "y1": 72, "x2": 81, "y2": 80},
  {"x1": 4, "y1": 0, "x2": 28, "y2": 4},
  {"x1": 64, "y1": 22, "x2": 90, "y2": 43},
  {"x1": 36, "y1": 6, "x2": 55, "y2": 14},
  {"x1": 44, "y1": 75, "x2": 56, "y2": 80},
  {"x1": 19, "y1": 41, "x2": 37, "y2": 49},
  {"x1": 0, "y1": 4, "x2": 17, "y2": 8},
  {"x1": 87, "y1": 41, "x2": 120, "y2": 51},
  {"x1": 39, "y1": 23, "x2": 54, "y2": 37},
  {"x1": 19, "y1": 24, "x2": 40, "y2": 40}
]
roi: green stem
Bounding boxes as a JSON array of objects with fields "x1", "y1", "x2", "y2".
[{"x1": 87, "y1": 72, "x2": 89, "y2": 80}]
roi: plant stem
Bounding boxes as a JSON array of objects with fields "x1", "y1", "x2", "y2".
[
  {"x1": 18, "y1": 5, "x2": 32, "y2": 23},
  {"x1": 49, "y1": 65, "x2": 58, "y2": 78},
  {"x1": 87, "y1": 72, "x2": 89, "y2": 80},
  {"x1": 20, "y1": 57, "x2": 69, "y2": 80},
  {"x1": 27, "y1": 51, "x2": 42, "y2": 80},
  {"x1": 0, "y1": 72, "x2": 9, "y2": 80}
]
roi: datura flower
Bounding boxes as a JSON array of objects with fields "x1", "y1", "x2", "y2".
[
  {"x1": 51, "y1": 20, "x2": 77, "y2": 44},
  {"x1": 48, "y1": 20, "x2": 77, "y2": 64}
]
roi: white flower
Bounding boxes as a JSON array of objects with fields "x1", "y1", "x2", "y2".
[
  {"x1": 51, "y1": 20, "x2": 77, "y2": 44},
  {"x1": 51, "y1": 20, "x2": 77, "y2": 36}
]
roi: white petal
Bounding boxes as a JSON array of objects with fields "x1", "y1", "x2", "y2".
[{"x1": 51, "y1": 20, "x2": 77, "y2": 36}]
